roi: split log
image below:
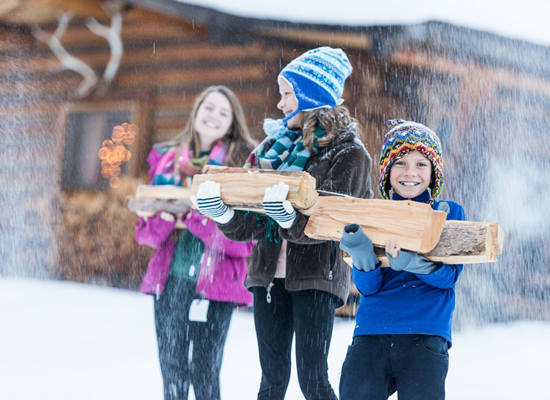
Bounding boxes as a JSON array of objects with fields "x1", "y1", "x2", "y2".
[
  {"x1": 305, "y1": 196, "x2": 448, "y2": 253},
  {"x1": 125, "y1": 197, "x2": 192, "y2": 214},
  {"x1": 306, "y1": 196, "x2": 505, "y2": 265},
  {"x1": 190, "y1": 166, "x2": 318, "y2": 213},
  {"x1": 345, "y1": 221, "x2": 504, "y2": 267},
  {"x1": 135, "y1": 184, "x2": 191, "y2": 200},
  {"x1": 125, "y1": 185, "x2": 192, "y2": 214},
  {"x1": 424, "y1": 220, "x2": 504, "y2": 263}
]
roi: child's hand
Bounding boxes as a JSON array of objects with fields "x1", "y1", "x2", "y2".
[
  {"x1": 191, "y1": 180, "x2": 235, "y2": 224},
  {"x1": 387, "y1": 247, "x2": 440, "y2": 275},
  {"x1": 263, "y1": 182, "x2": 296, "y2": 229},
  {"x1": 385, "y1": 240, "x2": 400, "y2": 259},
  {"x1": 159, "y1": 211, "x2": 175, "y2": 222},
  {"x1": 340, "y1": 224, "x2": 380, "y2": 272}
]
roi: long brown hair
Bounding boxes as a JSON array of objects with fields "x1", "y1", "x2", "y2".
[
  {"x1": 160, "y1": 86, "x2": 256, "y2": 169},
  {"x1": 298, "y1": 105, "x2": 360, "y2": 153}
]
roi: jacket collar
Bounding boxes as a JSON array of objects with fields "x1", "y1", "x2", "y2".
[{"x1": 392, "y1": 190, "x2": 431, "y2": 204}]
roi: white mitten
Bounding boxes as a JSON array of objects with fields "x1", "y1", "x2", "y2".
[
  {"x1": 190, "y1": 180, "x2": 235, "y2": 224},
  {"x1": 262, "y1": 182, "x2": 296, "y2": 229}
]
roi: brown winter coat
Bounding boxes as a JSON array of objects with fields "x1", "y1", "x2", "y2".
[{"x1": 217, "y1": 123, "x2": 373, "y2": 307}]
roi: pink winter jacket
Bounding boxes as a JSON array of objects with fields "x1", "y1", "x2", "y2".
[{"x1": 134, "y1": 148, "x2": 254, "y2": 306}]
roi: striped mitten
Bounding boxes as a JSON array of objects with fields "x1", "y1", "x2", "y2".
[
  {"x1": 263, "y1": 182, "x2": 296, "y2": 229},
  {"x1": 191, "y1": 180, "x2": 234, "y2": 224}
]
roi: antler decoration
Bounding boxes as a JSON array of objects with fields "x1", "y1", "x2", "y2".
[
  {"x1": 33, "y1": 12, "x2": 99, "y2": 97},
  {"x1": 33, "y1": 9, "x2": 124, "y2": 98},
  {"x1": 85, "y1": 11, "x2": 123, "y2": 93}
]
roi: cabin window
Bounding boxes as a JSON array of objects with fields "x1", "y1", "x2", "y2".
[{"x1": 62, "y1": 110, "x2": 131, "y2": 190}]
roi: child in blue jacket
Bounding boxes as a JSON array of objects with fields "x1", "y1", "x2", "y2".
[{"x1": 338, "y1": 119, "x2": 465, "y2": 400}]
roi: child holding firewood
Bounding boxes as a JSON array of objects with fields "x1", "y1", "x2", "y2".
[
  {"x1": 135, "y1": 86, "x2": 256, "y2": 400},
  {"x1": 192, "y1": 46, "x2": 373, "y2": 400},
  {"x1": 338, "y1": 119, "x2": 466, "y2": 400}
]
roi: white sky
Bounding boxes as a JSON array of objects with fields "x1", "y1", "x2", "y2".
[{"x1": 177, "y1": 0, "x2": 550, "y2": 46}]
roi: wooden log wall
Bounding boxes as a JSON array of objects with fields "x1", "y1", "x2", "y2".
[{"x1": 0, "y1": 7, "x2": 284, "y2": 286}]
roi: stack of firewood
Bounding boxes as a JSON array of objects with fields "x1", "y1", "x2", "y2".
[{"x1": 58, "y1": 177, "x2": 153, "y2": 288}]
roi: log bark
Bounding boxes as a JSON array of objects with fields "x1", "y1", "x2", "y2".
[
  {"x1": 425, "y1": 220, "x2": 503, "y2": 263},
  {"x1": 125, "y1": 184, "x2": 192, "y2": 214},
  {"x1": 305, "y1": 196, "x2": 448, "y2": 253},
  {"x1": 135, "y1": 184, "x2": 191, "y2": 199},
  {"x1": 190, "y1": 166, "x2": 318, "y2": 213},
  {"x1": 126, "y1": 197, "x2": 191, "y2": 214}
]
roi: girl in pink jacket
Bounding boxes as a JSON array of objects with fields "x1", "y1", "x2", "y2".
[{"x1": 135, "y1": 86, "x2": 256, "y2": 400}]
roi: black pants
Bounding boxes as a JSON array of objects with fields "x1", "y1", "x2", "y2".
[
  {"x1": 339, "y1": 334, "x2": 449, "y2": 400},
  {"x1": 253, "y1": 279, "x2": 338, "y2": 400},
  {"x1": 154, "y1": 276, "x2": 234, "y2": 400}
]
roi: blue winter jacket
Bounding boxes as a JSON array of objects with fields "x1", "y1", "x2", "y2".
[{"x1": 351, "y1": 190, "x2": 465, "y2": 347}]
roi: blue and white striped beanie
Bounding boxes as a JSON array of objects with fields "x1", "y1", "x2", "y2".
[{"x1": 278, "y1": 47, "x2": 352, "y2": 124}]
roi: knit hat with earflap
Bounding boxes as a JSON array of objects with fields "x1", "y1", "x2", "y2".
[
  {"x1": 379, "y1": 119, "x2": 444, "y2": 204},
  {"x1": 278, "y1": 46, "x2": 352, "y2": 125}
]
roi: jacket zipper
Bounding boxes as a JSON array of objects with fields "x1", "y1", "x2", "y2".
[
  {"x1": 329, "y1": 241, "x2": 337, "y2": 281},
  {"x1": 266, "y1": 282, "x2": 274, "y2": 304}
]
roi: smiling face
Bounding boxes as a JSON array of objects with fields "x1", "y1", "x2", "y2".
[
  {"x1": 277, "y1": 78, "x2": 301, "y2": 128},
  {"x1": 194, "y1": 91, "x2": 234, "y2": 151},
  {"x1": 389, "y1": 150, "x2": 433, "y2": 199}
]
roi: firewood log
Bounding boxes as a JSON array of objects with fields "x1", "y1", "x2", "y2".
[
  {"x1": 125, "y1": 185, "x2": 192, "y2": 214},
  {"x1": 190, "y1": 166, "x2": 318, "y2": 213},
  {"x1": 304, "y1": 196, "x2": 448, "y2": 253}
]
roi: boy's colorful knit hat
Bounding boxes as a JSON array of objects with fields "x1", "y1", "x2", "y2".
[
  {"x1": 278, "y1": 46, "x2": 352, "y2": 124},
  {"x1": 379, "y1": 119, "x2": 444, "y2": 204}
]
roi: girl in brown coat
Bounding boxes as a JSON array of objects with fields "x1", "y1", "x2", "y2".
[{"x1": 193, "y1": 47, "x2": 373, "y2": 400}]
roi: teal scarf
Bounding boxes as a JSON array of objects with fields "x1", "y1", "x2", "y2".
[{"x1": 244, "y1": 118, "x2": 326, "y2": 171}]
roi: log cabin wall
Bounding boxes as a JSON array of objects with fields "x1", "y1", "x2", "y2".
[
  {"x1": 0, "y1": 7, "x2": 285, "y2": 287},
  {"x1": 1, "y1": 3, "x2": 548, "y2": 323}
]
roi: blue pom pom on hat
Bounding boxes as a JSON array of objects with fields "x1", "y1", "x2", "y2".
[{"x1": 278, "y1": 46, "x2": 352, "y2": 124}]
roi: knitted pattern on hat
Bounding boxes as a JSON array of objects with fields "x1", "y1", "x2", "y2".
[
  {"x1": 278, "y1": 47, "x2": 352, "y2": 121},
  {"x1": 379, "y1": 119, "x2": 443, "y2": 204}
]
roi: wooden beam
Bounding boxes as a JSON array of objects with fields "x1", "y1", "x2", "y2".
[
  {"x1": 304, "y1": 196, "x2": 447, "y2": 254},
  {"x1": 256, "y1": 27, "x2": 370, "y2": 50},
  {"x1": 114, "y1": 64, "x2": 266, "y2": 90},
  {"x1": 0, "y1": 42, "x2": 264, "y2": 76},
  {"x1": 0, "y1": 0, "x2": 107, "y2": 26}
]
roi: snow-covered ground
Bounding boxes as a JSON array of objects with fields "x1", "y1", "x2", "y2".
[{"x1": 1, "y1": 278, "x2": 548, "y2": 400}]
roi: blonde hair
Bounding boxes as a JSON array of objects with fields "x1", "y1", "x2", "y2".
[
  {"x1": 160, "y1": 86, "x2": 256, "y2": 169},
  {"x1": 298, "y1": 105, "x2": 360, "y2": 153}
]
